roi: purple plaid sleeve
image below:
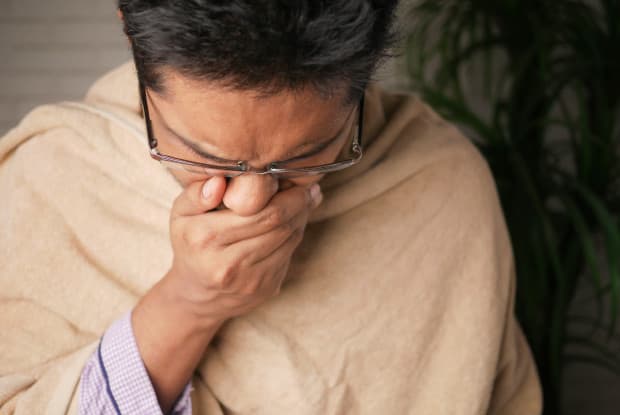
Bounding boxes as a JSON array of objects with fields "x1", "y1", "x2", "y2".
[{"x1": 79, "y1": 310, "x2": 193, "y2": 414}]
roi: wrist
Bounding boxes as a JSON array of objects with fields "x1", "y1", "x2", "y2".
[
  {"x1": 156, "y1": 269, "x2": 228, "y2": 332},
  {"x1": 131, "y1": 274, "x2": 223, "y2": 413}
]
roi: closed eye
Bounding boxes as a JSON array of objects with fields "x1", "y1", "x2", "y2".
[
  {"x1": 158, "y1": 99, "x2": 356, "y2": 165},
  {"x1": 275, "y1": 132, "x2": 345, "y2": 164},
  {"x1": 177, "y1": 126, "x2": 346, "y2": 165}
]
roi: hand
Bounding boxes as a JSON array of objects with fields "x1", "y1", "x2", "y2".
[{"x1": 164, "y1": 176, "x2": 323, "y2": 327}]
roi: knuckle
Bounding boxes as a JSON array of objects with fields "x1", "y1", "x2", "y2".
[
  {"x1": 291, "y1": 227, "x2": 304, "y2": 243},
  {"x1": 181, "y1": 229, "x2": 201, "y2": 250},
  {"x1": 211, "y1": 263, "x2": 237, "y2": 288},
  {"x1": 278, "y1": 219, "x2": 294, "y2": 235},
  {"x1": 201, "y1": 228, "x2": 218, "y2": 244},
  {"x1": 181, "y1": 226, "x2": 217, "y2": 250},
  {"x1": 239, "y1": 277, "x2": 261, "y2": 297},
  {"x1": 262, "y1": 205, "x2": 286, "y2": 227}
]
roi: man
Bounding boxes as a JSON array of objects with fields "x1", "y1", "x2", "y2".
[{"x1": 0, "y1": 1, "x2": 542, "y2": 414}]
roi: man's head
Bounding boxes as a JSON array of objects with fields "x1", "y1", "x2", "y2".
[{"x1": 118, "y1": 0, "x2": 399, "y2": 215}]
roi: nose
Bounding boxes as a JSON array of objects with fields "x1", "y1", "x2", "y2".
[{"x1": 222, "y1": 174, "x2": 279, "y2": 216}]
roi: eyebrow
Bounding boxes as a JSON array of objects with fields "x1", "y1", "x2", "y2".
[{"x1": 162, "y1": 115, "x2": 349, "y2": 164}]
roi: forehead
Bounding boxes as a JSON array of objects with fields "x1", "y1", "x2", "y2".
[
  {"x1": 156, "y1": 70, "x2": 351, "y2": 120},
  {"x1": 147, "y1": 70, "x2": 354, "y2": 161}
]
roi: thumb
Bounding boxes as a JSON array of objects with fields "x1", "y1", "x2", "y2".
[{"x1": 171, "y1": 176, "x2": 227, "y2": 218}]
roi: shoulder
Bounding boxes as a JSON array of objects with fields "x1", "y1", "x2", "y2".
[{"x1": 376, "y1": 87, "x2": 501, "y2": 222}]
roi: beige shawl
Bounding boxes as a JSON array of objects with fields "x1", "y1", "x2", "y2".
[{"x1": 0, "y1": 62, "x2": 542, "y2": 414}]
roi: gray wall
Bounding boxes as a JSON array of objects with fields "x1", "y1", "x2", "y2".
[
  {"x1": 0, "y1": 0, "x2": 130, "y2": 136},
  {"x1": 0, "y1": 1, "x2": 617, "y2": 414}
]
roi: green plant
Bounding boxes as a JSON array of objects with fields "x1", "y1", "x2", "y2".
[{"x1": 403, "y1": 0, "x2": 620, "y2": 413}]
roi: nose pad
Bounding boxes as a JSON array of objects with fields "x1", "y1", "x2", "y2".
[{"x1": 222, "y1": 174, "x2": 279, "y2": 216}]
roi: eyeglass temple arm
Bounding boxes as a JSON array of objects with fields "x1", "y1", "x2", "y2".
[
  {"x1": 358, "y1": 93, "x2": 365, "y2": 147},
  {"x1": 138, "y1": 81, "x2": 158, "y2": 149}
]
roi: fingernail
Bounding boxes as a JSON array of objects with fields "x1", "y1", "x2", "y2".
[
  {"x1": 202, "y1": 179, "x2": 214, "y2": 200},
  {"x1": 313, "y1": 190, "x2": 323, "y2": 207},
  {"x1": 310, "y1": 184, "x2": 321, "y2": 202}
]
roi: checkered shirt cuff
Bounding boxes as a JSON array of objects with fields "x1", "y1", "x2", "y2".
[{"x1": 79, "y1": 310, "x2": 193, "y2": 414}]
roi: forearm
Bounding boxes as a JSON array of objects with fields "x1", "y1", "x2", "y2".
[{"x1": 132, "y1": 272, "x2": 225, "y2": 413}]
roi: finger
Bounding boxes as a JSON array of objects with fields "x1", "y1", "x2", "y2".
[
  {"x1": 173, "y1": 182, "x2": 322, "y2": 249},
  {"x1": 203, "y1": 183, "x2": 321, "y2": 245},
  {"x1": 252, "y1": 232, "x2": 301, "y2": 294},
  {"x1": 219, "y1": 229, "x2": 300, "y2": 296},
  {"x1": 232, "y1": 208, "x2": 308, "y2": 264},
  {"x1": 171, "y1": 176, "x2": 227, "y2": 218}
]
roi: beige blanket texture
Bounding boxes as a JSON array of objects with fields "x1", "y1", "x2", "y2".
[{"x1": 0, "y1": 62, "x2": 542, "y2": 414}]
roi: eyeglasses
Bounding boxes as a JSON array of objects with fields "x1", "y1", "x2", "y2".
[{"x1": 138, "y1": 81, "x2": 364, "y2": 178}]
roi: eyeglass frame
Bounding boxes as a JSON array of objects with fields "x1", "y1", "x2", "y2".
[{"x1": 138, "y1": 80, "x2": 365, "y2": 177}]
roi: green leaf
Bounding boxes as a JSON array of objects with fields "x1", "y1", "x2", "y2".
[
  {"x1": 561, "y1": 194, "x2": 605, "y2": 326},
  {"x1": 572, "y1": 182, "x2": 620, "y2": 337}
]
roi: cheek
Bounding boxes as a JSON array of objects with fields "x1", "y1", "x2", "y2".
[{"x1": 155, "y1": 135, "x2": 174, "y2": 154}]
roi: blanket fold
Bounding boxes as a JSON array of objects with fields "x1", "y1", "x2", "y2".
[{"x1": 0, "y1": 61, "x2": 541, "y2": 414}]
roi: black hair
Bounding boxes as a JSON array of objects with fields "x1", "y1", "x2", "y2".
[{"x1": 118, "y1": 0, "x2": 399, "y2": 103}]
